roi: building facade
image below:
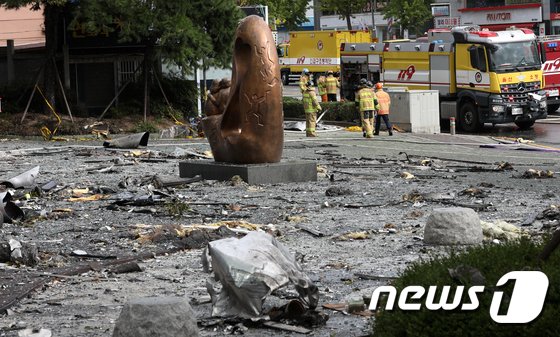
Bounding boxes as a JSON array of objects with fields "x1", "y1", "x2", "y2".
[{"x1": 431, "y1": 0, "x2": 560, "y2": 35}]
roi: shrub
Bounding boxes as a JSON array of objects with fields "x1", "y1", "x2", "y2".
[
  {"x1": 371, "y1": 238, "x2": 560, "y2": 337},
  {"x1": 135, "y1": 121, "x2": 158, "y2": 133},
  {"x1": 282, "y1": 97, "x2": 358, "y2": 122}
]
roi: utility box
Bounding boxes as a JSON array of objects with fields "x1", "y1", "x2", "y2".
[{"x1": 386, "y1": 90, "x2": 440, "y2": 133}]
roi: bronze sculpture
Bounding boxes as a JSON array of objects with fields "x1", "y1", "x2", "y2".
[{"x1": 201, "y1": 15, "x2": 283, "y2": 164}]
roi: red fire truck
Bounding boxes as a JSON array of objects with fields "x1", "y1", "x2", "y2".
[{"x1": 539, "y1": 36, "x2": 560, "y2": 114}]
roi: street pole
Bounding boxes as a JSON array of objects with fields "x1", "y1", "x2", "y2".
[
  {"x1": 313, "y1": 0, "x2": 321, "y2": 30},
  {"x1": 370, "y1": 0, "x2": 377, "y2": 40}
]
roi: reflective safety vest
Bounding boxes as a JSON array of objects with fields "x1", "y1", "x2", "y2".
[
  {"x1": 299, "y1": 75, "x2": 309, "y2": 93},
  {"x1": 318, "y1": 77, "x2": 327, "y2": 95},
  {"x1": 355, "y1": 88, "x2": 375, "y2": 112},
  {"x1": 303, "y1": 90, "x2": 320, "y2": 113},
  {"x1": 326, "y1": 76, "x2": 338, "y2": 94},
  {"x1": 376, "y1": 89, "x2": 391, "y2": 115}
]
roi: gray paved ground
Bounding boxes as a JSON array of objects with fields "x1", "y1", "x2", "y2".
[{"x1": 0, "y1": 130, "x2": 559, "y2": 336}]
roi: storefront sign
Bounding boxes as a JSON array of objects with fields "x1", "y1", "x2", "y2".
[
  {"x1": 487, "y1": 13, "x2": 511, "y2": 21},
  {"x1": 434, "y1": 16, "x2": 461, "y2": 28},
  {"x1": 461, "y1": 6, "x2": 541, "y2": 25}
]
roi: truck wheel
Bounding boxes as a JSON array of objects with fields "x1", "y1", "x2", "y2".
[
  {"x1": 514, "y1": 120, "x2": 535, "y2": 130},
  {"x1": 459, "y1": 102, "x2": 482, "y2": 132},
  {"x1": 281, "y1": 72, "x2": 290, "y2": 85},
  {"x1": 547, "y1": 104, "x2": 559, "y2": 114}
]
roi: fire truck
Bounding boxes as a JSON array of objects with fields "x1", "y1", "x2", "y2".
[
  {"x1": 538, "y1": 36, "x2": 560, "y2": 114},
  {"x1": 340, "y1": 26, "x2": 547, "y2": 131},
  {"x1": 277, "y1": 30, "x2": 372, "y2": 85}
]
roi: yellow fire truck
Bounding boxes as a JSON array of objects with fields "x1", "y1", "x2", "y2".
[
  {"x1": 278, "y1": 30, "x2": 372, "y2": 85},
  {"x1": 340, "y1": 26, "x2": 547, "y2": 131}
]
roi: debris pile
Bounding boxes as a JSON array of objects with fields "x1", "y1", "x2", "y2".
[{"x1": 203, "y1": 232, "x2": 319, "y2": 318}]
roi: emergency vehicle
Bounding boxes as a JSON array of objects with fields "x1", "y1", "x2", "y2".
[
  {"x1": 340, "y1": 26, "x2": 547, "y2": 131},
  {"x1": 538, "y1": 36, "x2": 560, "y2": 113},
  {"x1": 277, "y1": 30, "x2": 372, "y2": 85}
]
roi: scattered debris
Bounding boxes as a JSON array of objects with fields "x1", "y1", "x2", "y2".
[
  {"x1": 400, "y1": 171, "x2": 415, "y2": 180},
  {"x1": 0, "y1": 200, "x2": 25, "y2": 224},
  {"x1": 1, "y1": 166, "x2": 40, "y2": 188},
  {"x1": 295, "y1": 224, "x2": 325, "y2": 237},
  {"x1": 404, "y1": 210, "x2": 424, "y2": 219},
  {"x1": 480, "y1": 220, "x2": 526, "y2": 242},
  {"x1": 536, "y1": 205, "x2": 560, "y2": 229},
  {"x1": 459, "y1": 186, "x2": 489, "y2": 198},
  {"x1": 325, "y1": 186, "x2": 353, "y2": 196},
  {"x1": 262, "y1": 321, "x2": 312, "y2": 334},
  {"x1": 17, "y1": 328, "x2": 52, "y2": 337},
  {"x1": 103, "y1": 132, "x2": 150, "y2": 149},
  {"x1": 336, "y1": 231, "x2": 369, "y2": 241},
  {"x1": 203, "y1": 232, "x2": 318, "y2": 318},
  {"x1": 0, "y1": 238, "x2": 39, "y2": 266},
  {"x1": 151, "y1": 175, "x2": 202, "y2": 188},
  {"x1": 520, "y1": 169, "x2": 554, "y2": 179}
]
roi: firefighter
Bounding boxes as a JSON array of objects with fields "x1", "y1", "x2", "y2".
[
  {"x1": 317, "y1": 74, "x2": 328, "y2": 102},
  {"x1": 299, "y1": 68, "x2": 310, "y2": 93},
  {"x1": 374, "y1": 82, "x2": 393, "y2": 136},
  {"x1": 355, "y1": 78, "x2": 378, "y2": 138},
  {"x1": 367, "y1": 81, "x2": 377, "y2": 135},
  {"x1": 326, "y1": 70, "x2": 339, "y2": 102},
  {"x1": 303, "y1": 81, "x2": 322, "y2": 137}
]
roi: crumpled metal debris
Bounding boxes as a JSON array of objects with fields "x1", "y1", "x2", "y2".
[
  {"x1": 103, "y1": 132, "x2": 149, "y2": 149},
  {"x1": 203, "y1": 231, "x2": 318, "y2": 318},
  {"x1": 0, "y1": 191, "x2": 24, "y2": 224},
  {"x1": 0, "y1": 200, "x2": 25, "y2": 224},
  {"x1": 1, "y1": 166, "x2": 40, "y2": 188}
]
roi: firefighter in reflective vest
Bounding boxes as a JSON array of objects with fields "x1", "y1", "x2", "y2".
[
  {"x1": 374, "y1": 82, "x2": 393, "y2": 136},
  {"x1": 355, "y1": 79, "x2": 379, "y2": 138},
  {"x1": 299, "y1": 68, "x2": 310, "y2": 94},
  {"x1": 326, "y1": 70, "x2": 339, "y2": 101},
  {"x1": 317, "y1": 74, "x2": 328, "y2": 102},
  {"x1": 303, "y1": 81, "x2": 322, "y2": 137}
]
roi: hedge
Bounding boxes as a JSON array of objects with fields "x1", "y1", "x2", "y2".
[
  {"x1": 371, "y1": 238, "x2": 560, "y2": 337},
  {"x1": 283, "y1": 97, "x2": 358, "y2": 122}
]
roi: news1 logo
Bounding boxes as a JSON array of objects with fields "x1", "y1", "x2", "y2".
[{"x1": 369, "y1": 271, "x2": 549, "y2": 323}]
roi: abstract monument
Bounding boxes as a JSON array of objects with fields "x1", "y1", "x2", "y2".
[
  {"x1": 201, "y1": 15, "x2": 283, "y2": 164},
  {"x1": 179, "y1": 16, "x2": 316, "y2": 184}
]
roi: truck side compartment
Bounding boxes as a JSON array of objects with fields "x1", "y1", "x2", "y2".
[{"x1": 339, "y1": 26, "x2": 548, "y2": 132}]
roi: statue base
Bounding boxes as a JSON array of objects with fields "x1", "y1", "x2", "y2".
[{"x1": 179, "y1": 160, "x2": 317, "y2": 185}]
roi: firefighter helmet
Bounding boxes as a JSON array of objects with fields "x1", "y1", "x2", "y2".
[
  {"x1": 303, "y1": 68, "x2": 310, "y2": 74},
  {"x1": 375, "y1": 82, "x2": 383, "y2": 89}
]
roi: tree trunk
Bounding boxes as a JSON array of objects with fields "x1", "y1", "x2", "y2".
[
  {"x1": 143, "y1": 46, "x2": 154, "y2": 122},
  {"x1": 44, "y1": 4, "x2": 60, "y2": 115},
  {"x1": 345, "y1": 13, "x2": 352, "y2": 30}
]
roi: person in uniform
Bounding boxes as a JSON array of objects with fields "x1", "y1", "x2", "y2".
[{"x1": 303, "y1": 81, "x2": 322, "y2": 137}]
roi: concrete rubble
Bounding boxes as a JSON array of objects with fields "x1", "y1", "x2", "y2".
[
  {"x1": 0, "y1": 130, "x2": 558, "y2": 336},
  {"x1": 424, "y1": 207, "x2": 483, "y2": 245},
  {"x1": 112, "y1": 297, "x2": 199, "y2": 337}
]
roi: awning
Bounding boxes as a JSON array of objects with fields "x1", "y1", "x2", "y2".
[{"x1": 480, "y1": 23, "x2": 537, "y2": 31}]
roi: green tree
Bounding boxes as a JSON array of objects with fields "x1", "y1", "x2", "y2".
[
  {"x1": 382, "y1": 0, "x2": 432, "y2": 36},
  {"x1": 238, "y1": 0, "x2": 309, "y2": 30},
  {"x1": 320, "y1": 0, "x2": 369, "y2": 30},
  {"x1": 75, "y1": 0, "x2": 242, "y2": 119},
  {"x1": 0, "y1": 0, "x2": 67, "y2": 115}
]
